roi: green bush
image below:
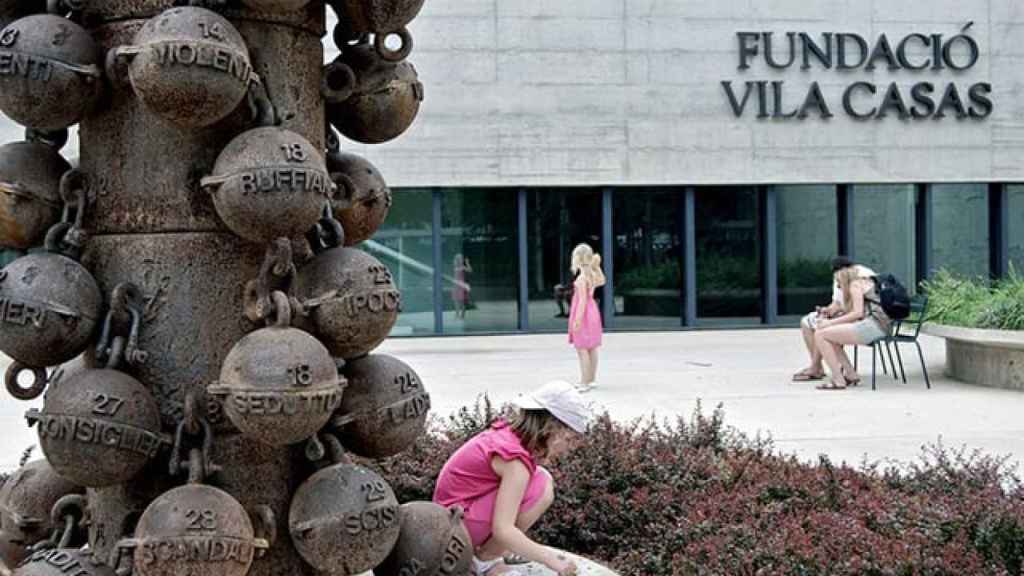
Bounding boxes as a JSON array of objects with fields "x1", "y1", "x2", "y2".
[
  {"x1": 365, "y1": 398, "x2": 1024, "y2": 575},
  {"x1": 922, "y1": 268, "x2": 1024, "y2": 331}
]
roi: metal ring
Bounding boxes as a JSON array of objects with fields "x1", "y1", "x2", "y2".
[
  {"x1": 49, "y1": 494, "x2": 87, "y2": 527},
  {"x1": 5, "y1": 361, "x2": 48, "y2": 401},
  {"x1": 321, "y1": 61, "x2": 355, "y2": 104},
  {"x1": 326, "y1": 126, "x2": 341, "y2": 153},
  {"x1": 243, "y1": 279, "x2": 269, "y2": 324},
  {"x1": 25, "y1": 128, "x2": 69, "y2": 150},
  {"x1": 304, "y1": 435, "x2": 326, "y2": 462},
  {"x1": 374, "y1": 27, "x2": 413, "y2": 62},
  {"x1": 104, "y1": 48, "x2": 131, "y2": 90},
  {"x1": 269, "y1": 291, "x2": 292, "y2": 328},
  {"x1": 331, "y1": 21, "x2": 363, "y2": 51},
  {"x1": 59, "y1": 169, "x2": 86, "y2": 206}
]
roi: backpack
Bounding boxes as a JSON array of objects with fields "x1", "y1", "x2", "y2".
[{"x1": 871, "y1": 274, "x2": 911, "y2": 320}]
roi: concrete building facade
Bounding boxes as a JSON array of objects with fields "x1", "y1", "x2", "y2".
[{"x1": 2, "y1": 0, "x2": 1023, "y2": 336}]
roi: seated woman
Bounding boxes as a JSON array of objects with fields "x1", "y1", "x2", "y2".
[
  {"x1": 813, "y1": 264, "x2": 891, "y2": 390},
  {"x1": 793, "y1": 256, "x2": 853, "y2": 381},
  {"x1": 433, "y1": 380, "x2": 589, "y2": 575}
]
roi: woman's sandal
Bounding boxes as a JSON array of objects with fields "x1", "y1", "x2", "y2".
[
  {"x1": 792, "y1": 370, "x2": 825, "y2": 382},
  {"x1": 815, "y1": 380, "x2": 847, "y2": 390}
]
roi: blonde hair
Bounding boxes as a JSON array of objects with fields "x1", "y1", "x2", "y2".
[
  {"x1": 570, "y1": 244, "x2": 605, "y2": 286},
  {"x1": 836, "y1": 266, "x2": 870, "y2": 315},
  {"x1": 508, "y1": 409, "x2": 569, "y2": 459}
]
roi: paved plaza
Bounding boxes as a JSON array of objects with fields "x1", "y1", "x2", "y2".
[
  {"x1": 4, "y1": 329, "x2": 1024, "y2": 472},
  {"x1": 375, "y1": 329, "x2": 1024, "y2": 472}
]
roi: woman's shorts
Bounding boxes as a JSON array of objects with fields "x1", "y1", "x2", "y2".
[
  {"x1": 461, "y1": 466, "x2": 551, "y2": 548},
  {"x1": 851, "y1": 318, "x2": 888, "y2": 344}
]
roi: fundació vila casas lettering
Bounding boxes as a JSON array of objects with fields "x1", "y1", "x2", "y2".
[{"x1": 721, "y1": 25, "x2": 993, "y2": 120}]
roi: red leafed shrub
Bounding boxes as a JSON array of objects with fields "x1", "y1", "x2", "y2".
[{"x1": 364, "y1": 397, "x2": 1024, "y2": 576}]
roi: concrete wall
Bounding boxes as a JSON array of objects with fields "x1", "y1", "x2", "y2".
[
  {"x1": 328, "y1": 0, "x2": 1024, "y2": 187},
  {"x1": 2, "y1": 1, "x2": 1022, "y2": 187}
]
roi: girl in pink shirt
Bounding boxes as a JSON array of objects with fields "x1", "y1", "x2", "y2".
[{"x1": 433, "y1": 381, "x2": 591, "y2": 576}]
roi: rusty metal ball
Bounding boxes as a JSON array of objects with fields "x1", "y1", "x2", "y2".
[
  {"x1": 204, "y1": 127, "x2": 334, "y2": 244},
  {"x1": 0, "y1": 141, "x2": 69, "y2": 250},
  {"x1": 288, "y1": 463, "x2": 400, "y2": 576},
  {"x1": 132, "y1": 484, "x2": 261, "y2": 576},
  {"x1": 0, "y1": 460, "x2": 83, "y2": 569},
  {"x1": 326, "y1": 151, "x2": 390, "y2": 246},
  {"x1": 335, "y1": 0, "x2": 425, "y2": 36},
  {"x1": 124, "y1": 7, "x2": 253, "y2": 128},
  {"x1": 212, "y1": 325, "x2": 343, "y2": 446},
  {"x1": 375, "y1": 502, "x2": 473, "y2": 576},
  {"x1": 325, "y1": 45, "x2": 423, "y2": 144},
  {"x1": 28, "y1": 368, "x2": 164, "y2": 487},
  {"x1": 336, "y1": 354, "x2": 429, "y2": 459},
  {"x1": 0, "y1": 252, "x2": 102, "y2": 368},
  {"x1": 0, "y1": 14, "x2": 101, "y2": 131},
  {"x1": 291, "y1": 247, "x2": 400, "y2": 360},
  {"x1": 14, "y1": 548, "x2": 116, "y2": 576}
]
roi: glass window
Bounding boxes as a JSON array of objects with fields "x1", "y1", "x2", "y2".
[
  {"x1": 776, "y1": 185, "x2": 837, "y2": 319},
  {"x1": 1010, "y1": 185, "x2": 1024, "y2": 275},
  {"x1": 362, "y1": 188, "x2": 435, "y2": 336},
  {"x1": 931, "y1": 183, "x2": 989, "y2": 279},
  {"x1": 851, "y1": 185, "x2": 916, "y2": 291},
  {"x1": 613, "y1": 187, "x2": 682, "y2": 330},
  {"x1": 440, "y1": 188, "x2": 518, "y2": 333},
  {"x1": 526, "y1": 188, "x2": 603, "y2": 331},
  {"x1": 696, "y1": 186, "x2": 761, "y2": 325}
]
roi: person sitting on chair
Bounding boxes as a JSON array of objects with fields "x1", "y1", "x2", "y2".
[
  {"x1": 792, "y1": 256, "x2": 855, "y2": 382},
  {"x1": 812, "y1": 263, "x2": 891, "y2": 390}
]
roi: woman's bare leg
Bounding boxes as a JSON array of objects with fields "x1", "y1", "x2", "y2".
[
  {"x1": 588, "y1": 348, "x2": 599, "y2": 384},
  {"x1": 801, "y1": 321, "x2": 824, "y2": 375},
  {"x1": 815, "y1": 326, "x2": 863, "y2": 387}
]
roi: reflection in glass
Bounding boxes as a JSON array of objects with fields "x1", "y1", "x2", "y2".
[
  {"x1": 932, "y1": 184, "x2": 988, "y2": 279},
  {"x1": 362, "y1": 188, "x2": 434, "y2": 336},
  {"x1": 852, "y1": 185, "x2": 915, "y2": 292},
  {"x1": 1010, "y1": 186, "x2": 1024, "y2": 275},
  {"x1": 441, "y1": 188, "x2": 518, "y2": 333},
  {"x1": 527, "y1": 188, "x2": 603, "y2": 331},
  {"x1": 696, "y1": 186, "x2": 761, "y2": 325},
  {"x1": 613, "y1": 188, "x2": 682, "y2": 329},
  {"x1": 776, "y1": 185, "x2": 837, "y2": 318}
]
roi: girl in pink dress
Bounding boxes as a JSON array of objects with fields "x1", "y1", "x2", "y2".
[
  {"x1": 568, "y1": 244, "x2": 605, "y2": 392},
  {"x1": 433, "y1": 380, "x2": 591, "y2": 576}
]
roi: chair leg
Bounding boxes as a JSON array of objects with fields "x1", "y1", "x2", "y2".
[
  {"x1": 916, "y1": 341, "x2": 931, "y2": 389},
  {"x1": 871, "y1": 343, "x2": 877, "y2": 390},
  {"x1": 878, "y1": 342, "x2": 889, "y2": 375},
  {"x1": 884, "y1": 341, "x2": 899, "y2": 381},
  {"x1": 853, "y1": 346, "x2": 858, "y2": 370},
  {"x1": 893, "y1": 341, "x2": 907, "y2": 384}
]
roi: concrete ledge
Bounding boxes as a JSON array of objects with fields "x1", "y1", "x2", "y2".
[{"x1": 922, "y1": 324, "x2": 1024, "y2": 391}]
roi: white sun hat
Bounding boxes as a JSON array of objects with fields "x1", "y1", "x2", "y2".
[{"x1": 512, "y1": 380, "x2": 594, "y2": 433}]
